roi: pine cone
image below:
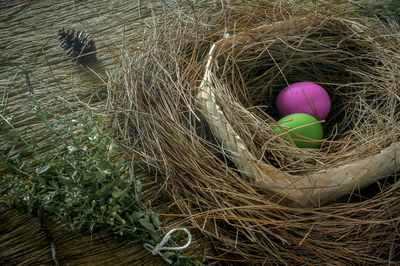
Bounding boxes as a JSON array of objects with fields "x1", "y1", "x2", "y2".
[{"x1": 58, "y1": 28, "x2": 97, "y2": 64}]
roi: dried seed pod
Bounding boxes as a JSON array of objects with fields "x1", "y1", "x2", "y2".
[{"x1": 57, "y1": 28, "x2": 97, "y2": 64}]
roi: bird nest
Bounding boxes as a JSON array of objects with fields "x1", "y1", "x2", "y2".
[{"x1": 107, "y1": 1, "x2": 400, "y2": 264}]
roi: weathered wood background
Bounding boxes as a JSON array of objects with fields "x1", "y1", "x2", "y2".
[
  {"x1": 0, "y1": 0, "x2": 214, "y2": 265},
  {"x1": 1, "y1": 0, "x2": 399, "y2": 265}
]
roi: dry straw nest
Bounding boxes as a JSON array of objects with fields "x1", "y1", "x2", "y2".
[{"x1": 108, "y1": 1, "x2": 400, "y2": 264}]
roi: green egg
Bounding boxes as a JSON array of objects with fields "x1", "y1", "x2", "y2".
[{"x1": 273, "y1": 113, "x2": 323, "y2": 148}]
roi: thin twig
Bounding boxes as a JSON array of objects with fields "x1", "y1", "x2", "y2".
[
  {"x1": 347, "y1": 0, "x2": 367, "y2": 10},
  {"x1": 6, "y1": 0, "x2": 37, "y2": 18},
  {"x1": 25, "y1": 72, "x2": 34, "y2": 96},
  {"x1": 36, "y1": 210, "x2": 59, "y2": 266},
  {"x1": 347, "y1": 0, "x2": 388, "y2": 21}
]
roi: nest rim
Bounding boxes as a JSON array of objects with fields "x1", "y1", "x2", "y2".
[{"x1": 207, "y1": 14, "x2": 400, "y2": 177}]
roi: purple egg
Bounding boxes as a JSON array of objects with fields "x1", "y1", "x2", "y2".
[{"x1": 276, "y1": 82, "x2": 331, "y2": 120}]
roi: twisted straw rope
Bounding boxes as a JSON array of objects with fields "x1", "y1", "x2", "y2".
[{"x1": 197, "y1": 40, "x2": 400, "y2": 207}]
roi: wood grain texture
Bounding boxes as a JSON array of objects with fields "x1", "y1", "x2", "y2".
[
  {"x1": 0, "y1": 1, "x2": 213, "y2": 265},
  {"x1": 1, "y1": 0, "x2": 399, "y2": 264}
]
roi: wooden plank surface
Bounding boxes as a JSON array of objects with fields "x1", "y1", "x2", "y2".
[
  {"x1": 1, "y1": 0, "x2": 399, "y2": 265},
  {"x1": 0, "y1": 1, "x2": 214, "y2": 265}
]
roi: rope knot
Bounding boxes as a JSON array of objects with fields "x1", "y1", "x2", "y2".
[
  {"x1": 143, "y1": 228, "x2": 192, "y2": 264},
  {"x1": 151, "y1": 243, "x2": 162, "y2": 255}
]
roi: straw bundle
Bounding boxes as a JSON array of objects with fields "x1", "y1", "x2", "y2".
[{"x1": 108, "y1": 1, "x2": 400, "y2": 264}]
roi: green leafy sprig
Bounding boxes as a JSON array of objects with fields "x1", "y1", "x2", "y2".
[{"x1": 0, "y1": 98, "x2": 200, "y2": 265}]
